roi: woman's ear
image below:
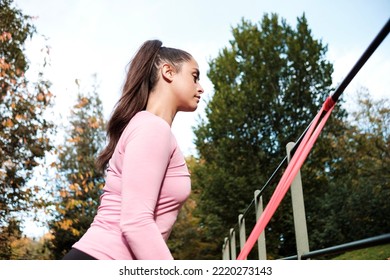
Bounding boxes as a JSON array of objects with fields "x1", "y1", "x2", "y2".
[{"x1": 161, "y1": 63, "x2": 175, "y2": 82}]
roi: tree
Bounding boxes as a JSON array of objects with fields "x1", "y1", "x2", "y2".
[
  {"x1": 0, "y1": 0, "x2": 54, "y2": 257},
  {"x1": 0, "y1": 218, "x2": 22, "y2": 259},
  {"x1": 312, "y1": 89, "x2": 390, "y2": 250},
  {"x1": 192, "y1": 13, "x2": 347, "y2": 259},
  {"x1": 168, "y1": 156, "x2": 214, "y2": 260},
  {"x1": 47, "y1": 80, "x2": 105, "y2": 259},
  {"x1": 7, "y1": 233, "x2": 52, "y2": 260}
]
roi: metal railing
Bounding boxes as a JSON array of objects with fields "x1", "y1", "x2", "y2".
[
  {"x1": 222, "y1": 142, "x2": 390, "y2": 260},
  {"x1": 282, "y1": 233, "x2": 390, "y2": 260},
  {"x1": 222, "y1": 141, "x2": 310, "y2": 260},
  {"x1": 221, "y1": 17, "x2": 390, "y2": 260}
]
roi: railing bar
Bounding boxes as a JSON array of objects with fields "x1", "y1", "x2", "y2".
[
  {"x1": 239, "y1": 118, "x2": 315, "y2": 223},
  {"x1": 280, "y1": 233, "x2": 390, "y2": 260},
  {"x1": 302, "y1": 233, "x2": 390, "y2": 260},
  {"x1": 230, "y1": 228, "x2": 237, "y2": 260}
]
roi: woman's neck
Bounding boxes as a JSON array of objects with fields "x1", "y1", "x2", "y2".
[{"x1": 145, "y1": 91, "x2": 177, "y2": 126}]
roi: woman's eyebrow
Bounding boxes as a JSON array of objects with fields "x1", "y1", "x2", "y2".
[{"x1": 193, "y1": 68, "x2": 200, "y2": 77}]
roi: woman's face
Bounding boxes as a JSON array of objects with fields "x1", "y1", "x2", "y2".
[{"x1": 171, "y1": 58, "x2": 204, "y2": 112}]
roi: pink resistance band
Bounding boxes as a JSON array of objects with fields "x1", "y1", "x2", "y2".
[{"x1": 237, "y1": 96, "x2": 336, "y2": 260}]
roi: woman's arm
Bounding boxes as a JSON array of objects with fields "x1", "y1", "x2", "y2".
[{"x1": 120, "y1": 117, "x2": 173, "y2": 260}]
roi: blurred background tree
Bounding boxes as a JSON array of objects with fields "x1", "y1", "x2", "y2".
[
  {"x1": 0, "y1": 0, "x2": 54, "y2": 259},
  {"x1": 313, "y1": 90, "x2": 390, "y2": 249},
  {"x1": 46, "y1": 79, "x2": 106, "y2": 259}
]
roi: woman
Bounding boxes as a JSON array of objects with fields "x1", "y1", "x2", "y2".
[{"x1": 63, "y1": 40, "x2": 204, "y2": 260}]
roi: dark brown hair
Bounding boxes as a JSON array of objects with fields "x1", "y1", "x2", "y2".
[{"x1": 96, "y1": 40, "x2": 192, "y2": 171}]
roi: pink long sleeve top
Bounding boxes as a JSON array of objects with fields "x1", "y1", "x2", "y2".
[{"x1": 72, "y1": 111, "x2": 191, "y2": 259}]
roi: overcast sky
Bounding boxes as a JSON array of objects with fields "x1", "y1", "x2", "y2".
[{"x1": 12, "y1": 0, "x2": 390, "y2": 238}]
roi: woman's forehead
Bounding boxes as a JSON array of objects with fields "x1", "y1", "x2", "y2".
[{"x1": 184, "y1": 58, "x2": 199, "y2": 70}]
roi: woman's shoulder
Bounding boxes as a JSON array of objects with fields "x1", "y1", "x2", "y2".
[
  {"x1": 121, "y1": 111, "x2": 172, "y2": 143},
  {"x1": 129, "y1": 111, "x2": 170, "y2": 132}
]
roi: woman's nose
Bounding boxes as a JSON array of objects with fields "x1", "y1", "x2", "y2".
[{"x1": 198, "y1": 83, "x2": 204, "y2": 94}]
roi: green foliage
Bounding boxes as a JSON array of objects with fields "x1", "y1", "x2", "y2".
[
  {"x1": 310, "y1": 91, "x2": 390, "y2": 249},
  {"x1": 331, "y1": 243, "x2": 390, "y2": 260},
  {"x1": 47, "y1": 80, "x2": 106, "y2": 259},
  {"x1": 193, "y1": 13, "x2": 344, "y2": 259},
  {"x1": 0, "y1": 217, "x2": 50, "y2": 260},
  {"x1": 7, "y1": 233, "x2": 52, "y2": 260},
  {"x1": 0, "y1": 0, "x2": 54, "y2": 258},
  {"x1": 0, "y1": 218, "x2": 22, "y2": 259},
  {"x1": 168, "y1": 156, "x2": 222, "y2": 260}
]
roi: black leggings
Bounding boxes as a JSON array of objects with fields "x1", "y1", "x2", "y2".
[{"x1": 62, "y1": 248, "x2": 97, "y2": 260}]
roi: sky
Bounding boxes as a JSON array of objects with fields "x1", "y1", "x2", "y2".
[
  {"x1": 12, "y1": 0, "x2": 390, "y2": 236},
  {"x1": 15, "y1": 0, "x2": 390, "y2": 155}
]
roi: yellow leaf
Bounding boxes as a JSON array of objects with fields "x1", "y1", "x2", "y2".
[
  {"x1": 69, "y1": 184, "x2": 76, "y2": 191},
  {"x1": 60, "y1": 190, "x2": 67, "y2": 198},
  {"x1": 15, "y1": 114, "x2": 24, "y2": 121},
  {"x1": 88, "y1": 117, "x2": 100, "y2": 129},
  {"x1": 75, "y1": 97, "x2": 89, "y2": 108},
  {"x1": 3, "y1": 118, "x2": 14, "y2": 128},
  {"x1": 75, "y1": 127, "x2": 84, "y2": 134},
  {"x1": 0, "y1": 32, "x2": 12, "y2": 42},
  {"x1": 68, "y1": 136, "x2": 81, "y2": 143},
  {"x1": 37, "y1": 92, "x2": 45, "y2": 101},
  {"x1": 58, "y1": 219, "x2": 73, "y2": 230}
]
